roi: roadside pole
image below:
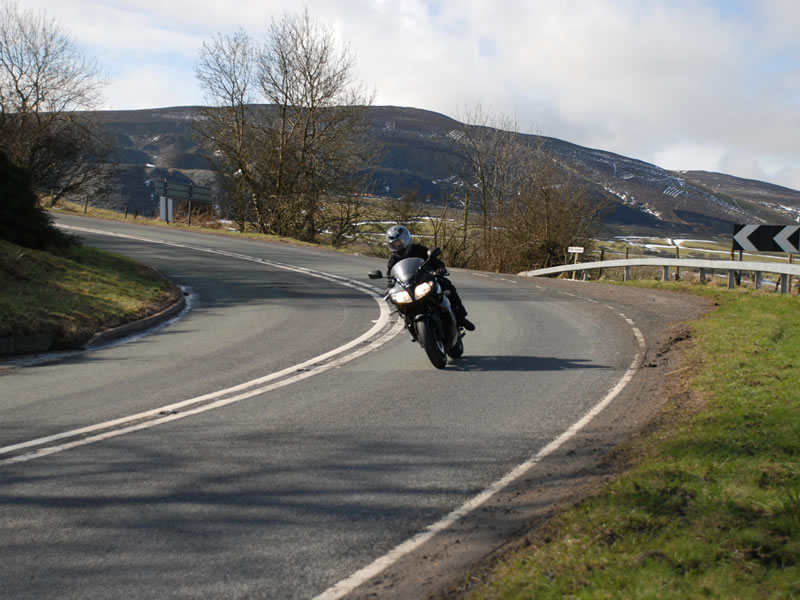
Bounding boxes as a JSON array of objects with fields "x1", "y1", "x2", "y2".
[{"x1": 568, "y1": 246, "x2": 584, "y2": 280}]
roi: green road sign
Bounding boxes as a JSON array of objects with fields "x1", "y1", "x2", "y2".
[{"x1": 152, "y1": 180, "x2": 213, "y2": 203}]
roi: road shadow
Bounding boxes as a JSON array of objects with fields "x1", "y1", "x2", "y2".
[
  {"x1": 0, "y1": 425, "x2": 628, "y2": 598},
  {"x1": 446, "y1": 355, "x2": 610, "y2": 372}
]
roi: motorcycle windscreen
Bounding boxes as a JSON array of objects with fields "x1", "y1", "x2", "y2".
[{"x1": 390, "y1": 257, "x2": 425, "y2": 284}]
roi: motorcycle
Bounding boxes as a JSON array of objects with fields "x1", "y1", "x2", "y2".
[{"x1": 369, "y1": 247, "x2": 464, "y2": 369}]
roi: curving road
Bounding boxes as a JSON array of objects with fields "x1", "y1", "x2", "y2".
[{"x1": 0, "y1": 215, "x2": 709, "y2": 599}]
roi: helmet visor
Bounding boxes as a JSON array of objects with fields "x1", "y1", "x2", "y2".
[{"x1": 387, "y1": 237, "x2": 408, "y2": 252}]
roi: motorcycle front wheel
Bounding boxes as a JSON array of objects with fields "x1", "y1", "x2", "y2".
[
  {"x1": 447, "y1": 336, "x2": 464, "y2": 359},
  {"x1": 417, "y1": 317, "x2": 447, "y2": 369}
]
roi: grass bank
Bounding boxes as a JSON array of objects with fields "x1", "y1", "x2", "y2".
[
  {"x1": 50, "y1": 201, "x2": 359, "y2": 251},
  {"x1": 0, "y1": 239, "x2": 180, "y2": 349},
  {"x1": 465, "y1": 282, "x2": 800, "y2": 599}
]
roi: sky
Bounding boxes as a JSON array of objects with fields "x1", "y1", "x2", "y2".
[{"x1": 12, "y1": 0, "x2": 800, "y2": 191}]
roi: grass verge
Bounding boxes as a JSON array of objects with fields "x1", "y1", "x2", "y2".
[
  {"x1": 49, "y1": 200, "x2": 364, "y2": 251},
  {"x1": 0, "y1": 239, "x2": 180, "y2": 349},
  {"x1": 465, "y1": 282, "x2": 800, "y2": 599}
]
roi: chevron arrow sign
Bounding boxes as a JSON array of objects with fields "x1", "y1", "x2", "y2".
[{"x1": 732, "y1": 224, "x2": 800, "y2": 253}]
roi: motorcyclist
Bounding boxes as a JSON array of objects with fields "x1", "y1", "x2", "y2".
[{"x1": 385, "y1": 225, "x2": 475, "y2": 331}]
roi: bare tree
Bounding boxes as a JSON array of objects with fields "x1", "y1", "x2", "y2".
[
  {"x1": 195, "y1": 8, "x2": 374, "y2": 242},
  {"x1": 320, "y1": 195, "x2": 369, "y2": 247},
  {"x1": 194, "y1": 30, "x2": 264, "y2": 230},
  {"x1": 456, "y1": 104, "x2": 537, "y2": 268},
  {"x1": 387, "y1": 188, "x2": 426, "y2": 235},
  {"x1": 0, "y1": 1, "x2": 112, "y2": 204},
  {"x1": 456, "y1": 104, "x2": 605, "y2": 272},
  {"x1": 493, "y1": 162, "x2": 604, "y2": 273},
  {"x1": 427, "y1": 191, "x2": 476, "y2": 269}
]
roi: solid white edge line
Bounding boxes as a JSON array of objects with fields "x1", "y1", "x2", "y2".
[
  {"x1": 313, "y1": 314, "x2": 647, "y2": 600},
  {"x1": 1, "y1": 226, "x2": 397, "y2": 461}
]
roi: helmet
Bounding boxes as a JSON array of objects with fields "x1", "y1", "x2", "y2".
[{"x1": 386, "y1": 225, "x2": 411, "y2": 254}]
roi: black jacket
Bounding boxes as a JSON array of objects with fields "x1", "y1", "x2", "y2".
[{"x1": 387, "y1": 243, "x2": 445, "y2": 273}]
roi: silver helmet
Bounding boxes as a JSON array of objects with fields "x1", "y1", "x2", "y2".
[{"x1": 385, "y1": 225, "x2": 412, "y2": 254}]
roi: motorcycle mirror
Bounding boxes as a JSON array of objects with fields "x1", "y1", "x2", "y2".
[
  {"x1": 368, "y1": 270, "x2": 383, "y2": 279},
  {"x1": 428, "y1": 247, "x2": 442, "y2": 259}
]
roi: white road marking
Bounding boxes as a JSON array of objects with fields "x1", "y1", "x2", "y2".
[
  {"x1": 13, "y1": 229, "x2": 649, "y2": 598},
  {"x1": 1, "y1": 320, "x2": 403, "y2": 466},
  {"x1": 314, "y1": 291, "x2": 647, "y2": 600},
  {"x1": 1, "y1": 226, "x2": 401, "y2": 465}
]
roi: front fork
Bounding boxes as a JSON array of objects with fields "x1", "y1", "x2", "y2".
[
  {"x1": 438, "y1": 294, "x2": 460, "y2": 349},
  {"x1": 412, "y1": 313, "x2": 436, "y2": 349},
  {"x1": 405, "y1": 315, "x2": 419, "y2": 343}
]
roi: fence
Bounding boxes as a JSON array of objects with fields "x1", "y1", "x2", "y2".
[{"x1": 521, "y1": 258, "x2": 800, "y2": 294}]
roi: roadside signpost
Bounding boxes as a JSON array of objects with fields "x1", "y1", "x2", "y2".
[
  {"x1": 732, "y1": 224, "x2": 800, "y2": 292},
  {"x1": 152, "y1": 180, "x2": 213, "y2": 225},
  {"x1": 568, "y1": 246, "x2": 584, "y2": 280}
]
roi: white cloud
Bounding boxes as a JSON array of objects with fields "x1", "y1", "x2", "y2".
[
  {"x1": 654, "y1": 143, "x2": 727, "y2": 174},
  {"x1": 103, "y1": 65, "x2": 200, "y2": 111}
]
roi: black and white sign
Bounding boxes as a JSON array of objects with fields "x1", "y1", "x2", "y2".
[{"x1": 732, "y1": 224, "x2": 800, "y2": 253}]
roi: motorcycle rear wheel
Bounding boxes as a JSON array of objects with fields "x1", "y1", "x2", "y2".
[{"x1": 417, "y1": 318, "x2": 447, "y2": 369}]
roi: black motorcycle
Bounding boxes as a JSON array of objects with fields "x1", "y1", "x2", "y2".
[{"x1": 369, "y1": 247, "x2": 464, "y2": 369}]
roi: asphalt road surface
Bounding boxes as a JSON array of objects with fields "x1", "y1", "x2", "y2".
[{"x1": 0, "y1": 215, "x2": 710, "y2": 599}]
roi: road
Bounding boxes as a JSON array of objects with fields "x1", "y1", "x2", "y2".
[{"x1": 0, "y1": 215, "x2": 710, "y2": 599}]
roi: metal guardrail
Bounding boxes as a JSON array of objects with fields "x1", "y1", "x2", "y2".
[{"x1": 521, "y1": 258, "x2": 800, "y2": 293}]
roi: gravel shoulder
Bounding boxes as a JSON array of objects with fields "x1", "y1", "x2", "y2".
[{"x1": 342, "y1": 276, "x2": 715, "y2": 600}]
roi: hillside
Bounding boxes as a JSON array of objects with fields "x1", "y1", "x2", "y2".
[{"x1": 92, "y1": 105, "x2": 800, "y2": 237}]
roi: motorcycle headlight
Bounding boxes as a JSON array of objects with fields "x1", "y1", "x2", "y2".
[
  {"x1": 414, "y1": 281, "x2": 433, "y2": 299},
  {"x1": 391, "y1": 290, "x2": 413, "y2": 304}
]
